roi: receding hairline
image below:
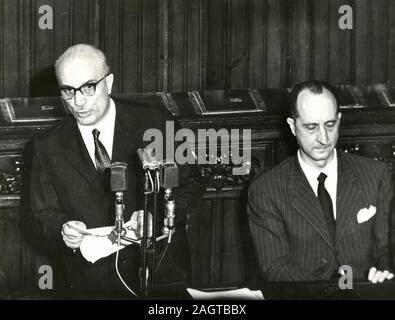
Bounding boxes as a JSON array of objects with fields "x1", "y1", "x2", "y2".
[
  {"x1": 55, "y1": 44, "x2": 109, "y2": 80},
  {"x1": 294, "y1": 87, "x2": 338, "y2": 116}
]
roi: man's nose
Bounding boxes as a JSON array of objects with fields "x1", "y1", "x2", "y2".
[
  {"x1": 316, "y1": 126, "x2": 329, "y2": 144},
  {"x1": 73, "y1": 90, "x2": 86, "y2": 107}
]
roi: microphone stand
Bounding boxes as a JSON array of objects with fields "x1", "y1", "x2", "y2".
[
  {"x1": 136, "y1": 149, "x2": 178, "y2": 297},
  {"x1": 149, "y1": 170, "x2": 159, "y2": 291},
  {"x1": 141, "y1": 169, "x2": 151, "y2": 297},
  {"x1": 114, "y1": 191, "x2": 125, "y2": 245},
  {"x1": 140, "y1": 168, "x2": 160, "y2": 297}
]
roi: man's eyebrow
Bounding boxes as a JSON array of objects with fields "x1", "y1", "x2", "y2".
[
  {"x1": 324, "y1": 119, "x2": 337, "y2": 124},
  {"x1": 60, "y1": 79, "x2": 96, "y2": 88}
]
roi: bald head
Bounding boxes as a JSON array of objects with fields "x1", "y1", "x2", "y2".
[
  {"x1": 55, "y1": 44, "x2": 114, "y2": 126},
  {"x1": 55, "y1": 44, "x2": 109, "y2": 82}
]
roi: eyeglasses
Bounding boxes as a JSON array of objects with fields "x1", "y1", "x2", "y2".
[{"x1": 59, "y1": 74, "x2": 109, "y2": 100}]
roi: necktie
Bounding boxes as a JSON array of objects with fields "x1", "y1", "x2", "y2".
[
  {"x1": 317, "y1": 172, "x2": 335, "y2": 239},
  {"x1": 92, "y1": 129, "x2": 111, "y2": 174}
]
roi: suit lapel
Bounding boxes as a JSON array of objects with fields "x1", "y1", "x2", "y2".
[
  {"x1": 111, "y1": 100, "x2": 136, "y2": 162},
  {"x1": 289, "y1": 156, "x2": 334, "y2": 249},
  {"x1": 62, "y1": 116, "x2": 105, "y2": 195},
  {"x1": 336, "y1": 153, "x2": 364, "y2": 241}
]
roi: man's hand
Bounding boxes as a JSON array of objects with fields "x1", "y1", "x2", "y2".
[
  {"x1": 61, "y1": 221, "x2": 86, "y2": 250},
  {"x1": 129, "y1": 210, "x2": 152, "y2": 239},
  {"x1": 368, "y1": 267, "x2": 394, "y2": 283}
]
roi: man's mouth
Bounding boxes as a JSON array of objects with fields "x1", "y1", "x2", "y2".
[
  {"x1": 315, "y1": 145, "x2": 330, "y2": 150},
  {"x1": 76, "y1": 110, "x2": 91, "y2": 118}
]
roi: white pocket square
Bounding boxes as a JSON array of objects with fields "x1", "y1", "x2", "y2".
[{"x1": 357, "y1": 205, "x2": 376, "y2": 224}]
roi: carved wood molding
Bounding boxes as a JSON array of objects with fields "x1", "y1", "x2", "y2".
[
  {"x1": 0, "y1": 157, "x2": 23, "y2": 194},
  {"x1": 199, "y1": 155, "x2": 261, "y2": 190}
]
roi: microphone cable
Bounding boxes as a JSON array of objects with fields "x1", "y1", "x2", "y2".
[{"x1": 114, "y1": 241, "x2": 138, "y2": 297}]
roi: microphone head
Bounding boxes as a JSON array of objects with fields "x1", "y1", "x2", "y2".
[
  {"x1": 160, "y1": 162, "x2": 178, "y2": 188},
  {"x1": 110, "y1": 162, "x2": 128, "y2": 192}
]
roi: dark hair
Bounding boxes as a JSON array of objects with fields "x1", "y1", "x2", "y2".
[{"x1": 288, "y1": 80, "x2": 339, "y2": 118}]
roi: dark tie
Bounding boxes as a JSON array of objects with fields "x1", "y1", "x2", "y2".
[
  {"x1": 317, "y1": 172, "x2": 335, "y2": 239},
  {"x1": 92, "y1": 129, "x2": 111, "y2": 174}
]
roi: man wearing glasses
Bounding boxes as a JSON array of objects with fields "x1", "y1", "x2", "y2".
[{"x1": 28, "y1": 44, "x2": 205, "y2": 298}]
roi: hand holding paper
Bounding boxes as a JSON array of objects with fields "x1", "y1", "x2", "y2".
[{"x1": 80, "y1": 212, "x2": 142, "y2": 263}]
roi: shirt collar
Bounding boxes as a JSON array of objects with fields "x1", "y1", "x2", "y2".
[{"x1": 297, "y1": 148, "x2": 338, "y2": 183}]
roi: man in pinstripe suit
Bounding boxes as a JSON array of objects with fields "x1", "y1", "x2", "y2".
[{"x1": 248, "y1": 80, "x2": 394, "y2": 283}]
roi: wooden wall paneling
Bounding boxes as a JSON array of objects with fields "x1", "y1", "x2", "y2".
[
  {"x1": 3, "y1": 0, "x2": 19, "y2": 97},
  {"x1": 0, "y1": 209, "x2": 22, "y2": 290},
  {"x1": 71, "y1": 0, "x2": 98, "y2": 45},
  {"x1": 100, "y1": 0, "x2": 122, "y2": 93},
  {"x1": 354, "y1": 0, "x2": 371, "y2": 84},
  {"x1": 328, "y1": 0, "x2": 353, "y2": 84},
  {"x1": 209, "y1": 196, "x2": 224, "y2": 284},
  {"x1": 169, "y1": 0, "x2": 186, "y2": 91},
  {"x1": 288, "y1": 0, "x2": 310, "y2": 85},
  {"x1": 158, "y1": 0, "x2": 169, "y2": 92},
  {"x1": 311, "y1": 0, "x2": 329, "y2": 81},
  {"x1": 17, "y1": 0, "x2": 32, "y2": 98},
  {"x1": 221, "y1": 197, "x2": 245, "y2": 283},
  {"x1": 185, "y1": 0, "x2": 205, "y2": 91},
  {"x1": 53, "y1": 0, "x2": 72, "y2": 63},
  {"x1": 31, "y1": 0, "x2": 55, "y2": 97},
  {"x1": 266, "y1": 0, "x2": 285, "y2": 88},
  {"x1": 371, "y1": 0, "x2": 388, "y2": 84},
  {"x1": 388, "y1": 0, "x2": 395, "y2": 85},
  {"x1": 122, "y1": 0, "x2": 142, "y2": 93},
  {"x1": 190, "y1": 197, "x2": 212, "y2": 285},
  {"x1": 89, "y1": 0, "x2": 100, "y2": 46},
  {"x1": 229, "y1": 0, "x2": 248, "y2": 88},
  {"x1": 206, "y1": 0, "x2": 226, "y2": 89},
  {"x1": 0, "y1": 0, "x2": 4, "y2": 98},
  {"x1": 247, "y1": 0, "x2": 266, "y2": 89},
  {"x1": 141, "y1": 0, "x2": 160, "y2": 92}
]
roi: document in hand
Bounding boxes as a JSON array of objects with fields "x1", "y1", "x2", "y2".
[{"x1": 79, "y1": 220, "x2": 139, "y2": 263}]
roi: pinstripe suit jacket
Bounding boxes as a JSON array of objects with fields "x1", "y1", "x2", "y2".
[{"x1": 247, "y1": 151, "x2": 393, "y2": 281}]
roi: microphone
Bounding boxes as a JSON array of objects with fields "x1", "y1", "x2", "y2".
[
  {"x1": 160, "y1": 162, "x2": 178, "y2": 189},
  {"x1": 161, "y1": 163, "x2": 178, "y2": 241},
  {"x1": 111, "y1": 162, "x2": 128, "y2": 242},
  {"x1": 137, "y1": 148, "x2": 161, "y2": 170}
]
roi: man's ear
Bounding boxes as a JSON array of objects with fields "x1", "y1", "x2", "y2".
[
  {"x1": 286, "y1": 117, "x2": 296, "y2": 136},
  {"x1": 338, "y1": 112, "x2": 342, "y2": 121},
  {"x1": 105, "y1": 73, "x2": 114, "y2": 94}
]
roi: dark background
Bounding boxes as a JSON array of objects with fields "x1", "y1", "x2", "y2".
[{"x1": 0, "y1": 0, "x2": 394, "y2": 98}]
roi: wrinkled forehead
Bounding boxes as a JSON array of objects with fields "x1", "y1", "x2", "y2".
[
  {"x1": 296, "y1": 88, "x2": 338, "y2": 122},
  {"x1": 57, "y1": 55, "x2": 105, "y2": 87}
]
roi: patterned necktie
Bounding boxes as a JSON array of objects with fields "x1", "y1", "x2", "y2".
[
  {"x1": 317, "y1": 172, "x2": 335, "y2": 239},
  {"x1": 92, "y1": 129, "x2": 111, "y2": 174}
]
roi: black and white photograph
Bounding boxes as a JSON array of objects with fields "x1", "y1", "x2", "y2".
[{"x1": 1, "y1": 0, "x2": 395, "y2": 304}]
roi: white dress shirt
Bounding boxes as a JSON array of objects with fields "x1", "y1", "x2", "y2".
[
  {"x1": 77, "y1": 99, "x2": 116, "y2": 169},
  {"x1": 297, "y1": 148, "x2": 338, "y2": 219}
]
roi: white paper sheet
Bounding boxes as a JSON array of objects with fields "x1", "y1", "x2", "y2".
[{"x1": 79, "y1": 221, "x2": 139, "y2": 263}]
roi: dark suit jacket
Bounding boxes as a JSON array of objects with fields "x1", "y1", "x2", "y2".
[
  {"x1": 248, "y1": 152, "x2": 393, "y2": 281},
  {"x1": 28, "y1": 98, "x2": 205, "y2": 297}
]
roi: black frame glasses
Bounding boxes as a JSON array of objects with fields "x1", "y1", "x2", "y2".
[{"x1": 59, "y1": 73, "x2": 110, "y2": 100}]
